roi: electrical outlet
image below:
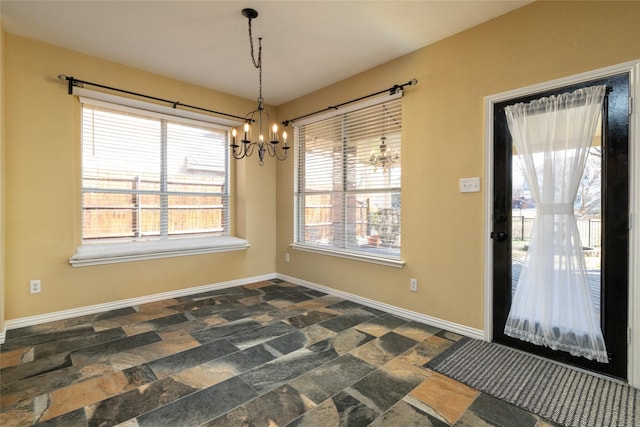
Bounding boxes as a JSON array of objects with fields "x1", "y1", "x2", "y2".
[
  {"x1": 410, "y1": 278, "x2": 418, "y2": 292},
  {"x1": 30, "y1": 279, "x2": 41, "y2": 294},
  {"x1": 285, "y1": 252, "x2": 290, "y2": 263}
]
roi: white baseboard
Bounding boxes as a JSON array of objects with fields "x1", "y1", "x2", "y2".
[
  {"x1": 2, "y1": 273, "x2": 277, "y2": 335},
  {"x1": 278, "y1": 273, "x2": 485, "y2": 340},
  {"x1": 1, "y1": 272, "x2": 484, "y2": 345}
]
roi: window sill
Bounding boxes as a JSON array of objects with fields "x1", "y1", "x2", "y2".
[
  {"x1": 290, "y1": 244, "x2": 405, "y2": 268},
  {"x1": 69, "y1": 236, "x2": 250, "y2": 267}
]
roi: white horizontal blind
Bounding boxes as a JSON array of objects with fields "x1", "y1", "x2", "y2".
[
  {"x1": 295, "y1": 96, "x2": 402, "y2": 258},
  {"x1": 81, "y1": 101, "x2": 230, "y2": 243}
]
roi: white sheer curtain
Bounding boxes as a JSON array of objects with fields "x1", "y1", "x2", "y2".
[{"x1": 504, "y1": 85, "x2": 608, "y2": 363}]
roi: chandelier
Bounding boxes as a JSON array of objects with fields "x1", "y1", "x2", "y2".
[
  {"x1": 230, "y1": 8, "x2": 289, "y2": 165},
  {"x1": 370, "y1": 136, "x2": 399, "y2": 173}
]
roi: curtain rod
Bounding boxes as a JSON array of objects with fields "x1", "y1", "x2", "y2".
[
  {"x1": 281, "y1": 78, "x2": 418, "y2": 127},
  {"x1": 58, "y1": 74, "x2": 247, "y2": 122}
]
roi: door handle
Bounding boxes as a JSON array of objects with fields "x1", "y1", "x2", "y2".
[{"x1": 490, "y1": 231, "x2": 508, "y2": 241}]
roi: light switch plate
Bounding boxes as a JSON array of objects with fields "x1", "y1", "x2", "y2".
[{"x1": 460, "y1": 177, "x2": 481, "y2": 193}]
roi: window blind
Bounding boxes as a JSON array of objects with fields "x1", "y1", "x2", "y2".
[
  {"x1": 81, "y1": 99, "x2": 230, "y2": 243},
  {"x1": 294, "y1": 95, "x2": 402, "y2": 259}
]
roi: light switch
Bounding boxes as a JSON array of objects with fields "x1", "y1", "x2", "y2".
[{"x1": 460, "y1": 177, "x2": 481, "y2": 193}]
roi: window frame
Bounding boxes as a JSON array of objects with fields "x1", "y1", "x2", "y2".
[
  {"x1": 69, "y1": 89, "x2": 247, "y2": 267},
  {"x1": 292, "y1": 92, "x2": 405, "y2": 268}
]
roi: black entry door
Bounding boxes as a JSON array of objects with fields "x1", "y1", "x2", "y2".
[{"x1": 492, "y1": 73, "x2": 630, "y2": 380}]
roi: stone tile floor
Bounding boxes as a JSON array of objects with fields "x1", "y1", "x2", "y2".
[{"x1": 0, "y1": 280, "x2": 558, "y2": 426}]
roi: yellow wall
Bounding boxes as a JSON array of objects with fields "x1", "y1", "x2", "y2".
[
  {"x1": 2, "y1": 1, "x2": 640, "y2": 329},
  {"x1": 3, "y1": 34, "x2": 278, "y2": 320},
  {"x1": 275, "y1": 1, "x2": 640, "y2": 330}
]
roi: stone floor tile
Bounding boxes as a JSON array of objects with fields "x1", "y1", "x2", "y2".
[
  {"x1": 436, "y1": 330, "x2": 464, "y2": 342},
  {"x1": 0, "y1": 347, "x2": 33, "y2": 369},
  {"x1": 0, "y1": 282, "x2": 569, "y2": 427},
  {"x1": 355, "y1": 313, "x2": 410, "y2": 337},
  {"x1": 206, "y1": 342, "x2": 279, "y2": 375},
  {"x1": 147, "y1": 339, "x2": 238, "y2": 378},
  {"x1": 1, "y1": 352, "x2": 73, "y2": 385},
  {"x1": 203, "y1": 384, "x2": 316, "y2": 427},
  {"x1": 1, "y1": 325, "x2": 99, "y2": 354},
  {"x1": 286, "y1": 309, "x2": 338, "y2": 329},
  {"x1": 289, "y1": 353, "x2": 377, "y2": 404},
  {"x1": 331, "y1": 328, "x2": 376, "y2": 355},
  {"x1": 408, "y1": 370, "x2": 480, "y2": 425},
  {"x1": 395, "y1": 321, "x2": 442, "y2": 342},
  {"x1": 226, "y1": 321, "x2": 298, "y2": 349},
  {"x1": 349, "y1": 331, "x2": 418, "y2": 366},
  {"x1": 191, "y1": 319, "x2": 263, "y2": 344},
  {"x1": 0, "y1": 398, "x2": 34, "y2": 427},
  {"x1": 169, "y1": 359, "x2": 236, "y2": 389},
  {"x1": 108, "y1": 330, "x2": 200, "y2": 370},
  {"x1": 466, "y1": 393, "x2": 538, "y2": 427},
  {"x1": 286, "y1": 391, "x2": 379, "y2": 427},
  {"x1": 135, "y1": 376, "x2": 258, "y2": 427},
  {"x1": 239, "y1": 343, "x2": 338, "y2": 394},
  {"x1": 0, "y1": 362, "x2": 115, "y2": 409},
  {"x1": 289, "y1": 295, "x2": 344, "y2": 310},
  {"x1": 452, "y1": 409, "x2": 496, "y2": 426},
  {"x1": 84, "y1": 376, "x2": 198, "y2": 426},
  {"x1": 137, "y1": 298, "x2": 180, "y2": 312},
  {"x1": 34, "y1": 328, "x2": 128, "y2": 360},
  {"x1": 36, "y1": 364, "x2": 156, "y2": 423},
  {"x1": 347, "y1": 366, "x2": 425, "y2": 413},
  {"x1": 71, "y1": 331, "x2": 162, "y2": 366},
  {"x1": 370, "y1": 400, "x2": 449, "y2": 427},
  {"x1": 33, "y1": 408, "x2": 88, "y2": 427},
  {"x1": 383, "y1": 357, "x2": 432, "y2": 382}
]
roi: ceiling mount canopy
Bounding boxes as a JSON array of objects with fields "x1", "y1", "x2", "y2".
[{"x1": 230, "y1": 8, "x2": 289, "y2": 166}]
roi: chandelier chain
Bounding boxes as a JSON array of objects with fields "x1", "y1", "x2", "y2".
[
  {"x1": 247, "y1": 17, "x2": 263, "y2": 102},
  {"x1": 231, "y1": 8, "x2": 289, "y2": 165}
]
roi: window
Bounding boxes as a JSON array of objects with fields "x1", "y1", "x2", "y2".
[
  {"x1": 294, "y1": 94, "x2": 402, "y2": 265},
  {"x1": 70, "y1": 94, "x2": 247, "y2": 266}
]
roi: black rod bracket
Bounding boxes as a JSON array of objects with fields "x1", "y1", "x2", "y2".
[{"x1": 281, "y1": 78, "x2": 418, "y2": 127}]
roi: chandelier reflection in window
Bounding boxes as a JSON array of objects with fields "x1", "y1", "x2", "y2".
[
  {"x1": 369, "y1": 136, "x2": 399, "y2": 173},
  {"x1": 369, "y1": 104, "x2": 400, "y2": 173}
]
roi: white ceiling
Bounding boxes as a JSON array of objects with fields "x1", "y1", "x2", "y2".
[{"x1": 1, "y1": 1, "x2": 531, "y2": 106}]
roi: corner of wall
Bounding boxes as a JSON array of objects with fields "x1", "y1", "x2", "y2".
[{"x1": 0, "y1": 19, "x2": 6, "y2": 342}]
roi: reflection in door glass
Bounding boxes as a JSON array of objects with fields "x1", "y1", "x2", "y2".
[{"x1": 511, "y1": 122, "x2": 602, "y2": 323}]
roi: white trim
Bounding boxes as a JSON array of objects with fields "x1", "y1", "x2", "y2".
[
  {"x1": 74, "y1": 87, "x2": 242, "y2": 128},
  {"x1": 0, "y1": 330, "x2": 5, "y2": 345},
  {"x1": 483, "y1": 93, "x2": 496, "y2": 343},
  {"x1": 3, "y1": 274, "x2": 275, "y2": 332},
  {"x1": 628, "y1": 61, "x2": 640, "y2": 390},
  {"x1": 278, "y1": 273, "x2": 484, "y2": 340},
  {"x1": 292, "y1": 91, "x2": 403, "y2": 127},
  {"x1": 291, "y1": 244, "x2": 405, "y2": 268},
  {"x1": 484, "y1": 59, "x2": 640, "y2": 389},
  {"x1": 69, "y1": 236, "x2": 250, "y2": 267}
]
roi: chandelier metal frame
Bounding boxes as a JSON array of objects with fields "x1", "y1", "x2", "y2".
[{"x1": 230, "y1": 8, "x2": 289, "y2": 165}]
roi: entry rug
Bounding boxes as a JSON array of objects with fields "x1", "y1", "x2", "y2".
[{"x1": 425, "y1": 337, "x2": 639, "y2": 427}]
